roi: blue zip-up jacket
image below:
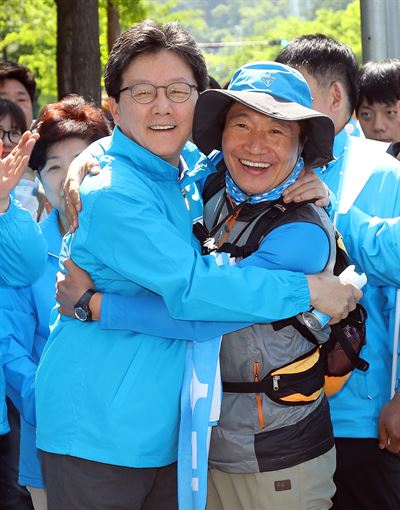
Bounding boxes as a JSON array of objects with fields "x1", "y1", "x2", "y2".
[
  {"x1": 317, "y1": 120, "x2": 400, "y2": 438},
  {"x1": 0, "y1": 196, "x2": 48, "y2": 435},
  {"x1": 0, "y1": 209, "x2": 62, "y2": 487},
  {"x1": 35, "y1": 127, "x2": 311, "y2": 471}
]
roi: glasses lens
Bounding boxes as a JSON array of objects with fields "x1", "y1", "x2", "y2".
[
  {"x1": 167, "y1": 83, "x2": 192, "y2": 103},
  {"x1": 131, "y1": 84, "x2": 156, "y2": 103},
  {"x1": 9, "y1": 130, "x2": 22, "y2": 144}
]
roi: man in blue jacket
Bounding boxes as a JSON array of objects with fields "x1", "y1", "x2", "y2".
[{"x1": 277, "y1": 34, "x2": 400, "y2": 510}]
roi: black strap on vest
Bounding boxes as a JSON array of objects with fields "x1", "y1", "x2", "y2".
[
  {"x1": 195, "y1": 169, "x2": 315, "y2": 257},
  {"x1": 222, "y1": 347, "x2": 324, "y2": 406}
]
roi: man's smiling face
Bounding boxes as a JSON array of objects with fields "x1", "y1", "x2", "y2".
[
  {"x1": 222, "y1": 102, "x2": 301, "y2": 195},
  {"x1": 109, "y1": 50, "x2": 199, "y2": 167}
]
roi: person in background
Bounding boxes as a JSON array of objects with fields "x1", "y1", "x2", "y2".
[
  {"x1": 0, "y1": 60, "x2": 44, "y2": 219},
  {"x1": 277, "y1": 34, "x2": 400, "y2": 510},
  {"x1": 356, "y1": 59, "x2": 400, "y2": 159},
  {"x1": 0, "y1": 94, "x2": 111, "y2": 510},
  {"x1": 0, "y1": 109, "x2": 41, "y2": 510},
  {"x1": 0, "y1": 99, "x2": 27, "y2": 157},
  {"x1": 0, "y1": 61, "x2": 35, "y2": 128}
]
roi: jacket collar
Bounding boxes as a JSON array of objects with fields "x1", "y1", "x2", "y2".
[
  {"x1": 106, "y1": 126, "x2": 182, "y2": 182},
  {"x1": 39, "y1": 208, "x2": 63, "y2": 259},
  {"x1": 332, "y1": 117, "x2": 360, "y2": 159}
]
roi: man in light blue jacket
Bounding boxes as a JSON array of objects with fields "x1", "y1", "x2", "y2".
[
  {"x1": 278, "y1": 34, "x2": 400, "y2": 510},
  {"x1": 35, "y1": 21, "x2": 360, "y2": 510}
]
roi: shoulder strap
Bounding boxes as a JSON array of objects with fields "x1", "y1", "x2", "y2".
[
  {"x1": 243, "y1": 200, "x2": 309, "y2": 254},
  {"x1": 202, "y1": 170, "x2": 226, "y2": 206}
]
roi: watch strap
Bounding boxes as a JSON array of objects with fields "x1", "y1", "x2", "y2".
[{"x1": 74, "y1": 288, "x2": 96, "y2": 321}]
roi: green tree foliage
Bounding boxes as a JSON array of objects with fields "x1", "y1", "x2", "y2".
[
  {"x1": 0, "y1": 0, "x2": 359, "y2": 107},
  {"x1": 0, "y1": 0, "x2": 57, "y2": 111},
  {"x1": 204, "y1": 0, "x2": 361, "y2": 85}
]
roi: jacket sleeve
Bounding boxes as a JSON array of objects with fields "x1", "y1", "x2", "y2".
[
  {"x1": 100, "y1": 292, "x2": 251, "y2": 340},
  {"x1": 0, "y1": 197, "x2": 47, "y2": 287},
  {"x1": 0, "y1": 286, "x2": 38, "y2": 426},
  {"x1": 336, "y1": 206, "x2": 400, "y2": 287},
  {"x1": 84, "y1": 188, "x2": 311, "y2": 323},
  {"x1": 99, "y1": 222, "x2": 327, "y2": 337}
]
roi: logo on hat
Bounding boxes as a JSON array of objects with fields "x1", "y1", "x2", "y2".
[{"x1": 261, "y1": 73, "x2": 276, "y2": 87}]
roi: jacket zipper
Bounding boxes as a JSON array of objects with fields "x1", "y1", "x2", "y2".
[{"x1": 253, "y1": 361, "x2": 265, "y2": 430}]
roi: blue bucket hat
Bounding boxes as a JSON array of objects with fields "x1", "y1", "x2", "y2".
[{"x1": 192, "y1": 61, "x2": 335, "y2": 167}]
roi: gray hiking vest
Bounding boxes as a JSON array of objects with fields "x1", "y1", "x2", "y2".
[{"x1": 203, "y1": 186, "x2": 336, "y2": 473}]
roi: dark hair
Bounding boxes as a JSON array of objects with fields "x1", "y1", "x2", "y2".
[
  {"x1": 30, "y1": 94, "x2": 112, "y2": 172},
  {"x1": 105, "y1": 19, "x2": 208, "y2": 101},
  {"x1": 0, "y1": 98, "x2": 27, "y2": 132},
  {"x1": 356, "y1": 59, "x2": 400, "y2": 112},
  {"x1": 207, "y1": 75, "x2": 221, "y2": 90},
  {"x1": 0, "y1": 60, "x2": 36, "y2": 104},
  {"x1": 276, "y1": 34, "x2": 358, "y2": 116}
]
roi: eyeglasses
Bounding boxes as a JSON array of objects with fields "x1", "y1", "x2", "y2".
[
  {"x1": 119, "y1": 82, "x2": 198, "y2": 104},
  {"x1": 0, "y1": 128, "x2": 23, "y2": 144}
]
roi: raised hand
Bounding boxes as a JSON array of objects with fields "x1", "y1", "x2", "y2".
[
  {"x1": 307, "y1": 272, "x2": 362, "y2": 323},
  {"x1": 0, "y1": 131, "x2": 39, "y2": 212}
]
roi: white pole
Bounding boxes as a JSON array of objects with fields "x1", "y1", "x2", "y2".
[{"x1": 390, "y1": 289, "x2": 400, "y2": 398}]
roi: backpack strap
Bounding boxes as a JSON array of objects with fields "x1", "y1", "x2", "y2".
[
  {"x1": 329, "y1": 319, "x2": 369, "y2": 372},
  {"x1": 242, "y1": 200, "x2": 309, "y2": 252},
  {"x1": 201, "y1": 168, "x2": 226, "y2": 206},
  {"x1": 216, "y1": 199, "x2": 314, "y2": 259}
]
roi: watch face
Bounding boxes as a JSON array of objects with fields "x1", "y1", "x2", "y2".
[{"x1": 74, "y1": 306, "x2": 88, "y2": 322}]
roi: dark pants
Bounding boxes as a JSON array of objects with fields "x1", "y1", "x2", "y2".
[
  {"x1": 332, "y1": 438, "x2": 400, "y2": 510},
  {"x1": 41, "y1": 451, "x2": 178, "y2": 510},
  {"x1": 0, "y1": 399, "x2": 34, "y2": 509}
]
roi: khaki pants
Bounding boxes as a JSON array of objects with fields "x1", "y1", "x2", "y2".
[
  {"x1": 207, "y1": 447, "x2": 336, "y2": 510},
  {"x1": 26, "y1": 486, "x2": 48, "y2": 510}
]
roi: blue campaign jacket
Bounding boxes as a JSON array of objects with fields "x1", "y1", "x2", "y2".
[
  {"x1": 0, "y1": 197, "x2": 47, "y2": 436},
  {"x1": 0, "y1": 209, "x2": 62, "y2": 487},
  {"x1": 317, "y1": 121, "x2": 400, "y2": 438},
  {"x1": 35, "y1": 127, "x2": 311, "y2": 473}
]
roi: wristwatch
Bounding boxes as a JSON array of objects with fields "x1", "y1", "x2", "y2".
[{"x1": 73, "y1": 289, "x2": 97, "y2": 322}]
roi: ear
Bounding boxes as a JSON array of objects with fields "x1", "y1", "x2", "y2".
[
  {"x1": 108, "y1": 97, "x2": 120, "y2": 126},
  {"x1": 330, "y1": 81, "x2": 346, "y2": 114}
]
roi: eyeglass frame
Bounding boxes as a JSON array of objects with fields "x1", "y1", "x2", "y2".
[
  {"x1": 118, "y1": 82, "x2": 198, "y2": 104},
  {"x1": 0, "y1": 128, "x2": 23, "y2": 144}
]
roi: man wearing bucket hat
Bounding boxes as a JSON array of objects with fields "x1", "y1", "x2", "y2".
[
  {"x1": 193, "y1": 61, "x2": 338, "y2": 510},
  {"x1": 55, "y1": 61, "x2": 343, "y2": 510}
]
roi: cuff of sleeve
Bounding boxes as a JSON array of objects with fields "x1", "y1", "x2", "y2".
[
  {"x1": 99, "y1": 293, "x2": 111, "y2": 329},
  {"x1": 295, "y1": 273, "x2": 311, "y2": 312}
]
